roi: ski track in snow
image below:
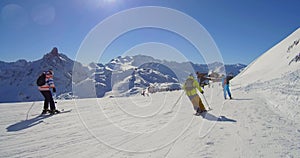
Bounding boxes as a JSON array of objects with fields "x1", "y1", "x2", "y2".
[
  {"x1": 228, "y1": 85, "x2": 300, "y2": 157},
  {"x1": 0, "y1": 83, "x2": 300, "y2": 157},
  {"x1": 2, "y1": 27, "x2": 300, "y2": 158}
]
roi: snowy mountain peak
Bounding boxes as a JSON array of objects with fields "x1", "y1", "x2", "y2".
[
  {"x1": 14, "y1": 59, "x2": 28, "y2": 66},
  {"x1": 43, "y1": 47, "x2": 59, "y2": 59},
  {"x1": 109, "y1": 56, "x2": 134, "y2": 65},
  {"x1": 0, "y1": 50, "x2": 245, "y2": 102},
  {"x1": 41, "y1": 47, "x2": 72, "y2": 65}
]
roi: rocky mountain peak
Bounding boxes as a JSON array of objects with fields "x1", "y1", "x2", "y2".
[
  {"x1": 50, "y1": 47, "x2": 59, "y2": 55},
  {"x1": 43, "y1": 47, "x2": 60, "y2": 60}
]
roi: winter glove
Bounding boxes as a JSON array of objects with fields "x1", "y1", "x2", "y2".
[{"x1": 53, "y1": 87, "x2": 56, "y2": 93}]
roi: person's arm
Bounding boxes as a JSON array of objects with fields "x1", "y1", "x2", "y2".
[
  {"x1": 194, "y1": 79, "x2": 203, "y2": 93},
  {"x1": 52, "y1": 87, "x2": 56, "y2": 93},
  {"x1": 47, "y1": 76, "x2": 56, "y2": 92}
]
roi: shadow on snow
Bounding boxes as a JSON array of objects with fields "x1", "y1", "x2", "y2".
[
  {"x1": 6, "y1": 110, "x2": 72, "y2": 132},
  {"x1": 6, "y1": 115, "x2": 52, "y2": 132},
  {"x1": 230, "y1": 98, "x2": 253, "y2": 101},
  {"x1": 201, "y1": 112, "x2": 237, "y2": 122}
]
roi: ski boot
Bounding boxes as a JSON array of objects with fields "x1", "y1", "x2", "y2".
[
  {"x1": 49, "y1": 109, "x2": 61, "y2": 115},
  {"x1": 41, "y1": 109, "x2": 49, "y2": 114},
  {"x1": 49, "y1": 110, "x2": 55, "y2": 115},
  {"x1": 195, "y1": 108, "x2": 201, "y2": 115}
]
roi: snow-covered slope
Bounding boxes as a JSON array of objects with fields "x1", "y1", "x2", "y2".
[
  {"x1": 1, "y1": 82, "x2": 299, "y2": 157},
  {"x1": 235, "y1": 28, "x2": 300, "y2": 85},
  {"x1": 233, "y1": 28, "x2": 300, "y2": 120}
]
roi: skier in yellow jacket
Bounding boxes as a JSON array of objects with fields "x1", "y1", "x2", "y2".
[{"x1": 183, "y1": 74, "x2": 207, "y2": 115}]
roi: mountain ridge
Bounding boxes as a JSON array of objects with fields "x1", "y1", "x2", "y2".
[{"x1": 0, "y1": 48, "x2": 246, "y2": 103}]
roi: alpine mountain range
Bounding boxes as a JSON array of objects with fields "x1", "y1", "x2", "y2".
[{"x1": 0, "y1": 48, "x2": 246, "y2": 103}]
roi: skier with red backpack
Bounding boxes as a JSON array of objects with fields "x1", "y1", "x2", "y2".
[
  {"x1": 37, "y1": 69, "x2": 60, "y2": 114},
  {"x1": 183, "y1": 73, "x2": 207, "y2": 115}
]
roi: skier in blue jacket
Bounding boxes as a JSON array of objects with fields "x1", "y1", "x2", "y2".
[{"x1": 222, "y1": 74, "x2": 234, "y2": 99}]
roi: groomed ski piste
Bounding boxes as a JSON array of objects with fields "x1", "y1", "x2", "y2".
[
  {"x1": 1, "y1": 79, "x2": 299, "y2": 158},
  {"x1": 1, "y1": 29, "x2": 300, "y2": 157}
]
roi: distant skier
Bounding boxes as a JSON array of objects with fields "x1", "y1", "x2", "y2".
[
  {"x1": 183, "y1": 73, "x2": 207, "y2": 115},
  {"x1": 196, "y1": 71, "x2": 208, "y2": 88},
  {"x1": 222, "y1": 73, "x2": 234, "y2": 99},
  {"x1": 37, "y1": 69, "x2": 60, "y2": 114},
  {"x1": 141, "y1": 88, "x2": 149, "y2": 97}
]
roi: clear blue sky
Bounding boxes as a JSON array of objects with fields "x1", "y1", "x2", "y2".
[{"x1": 1, "y1": 0, "x2": 299, "y2": 64}]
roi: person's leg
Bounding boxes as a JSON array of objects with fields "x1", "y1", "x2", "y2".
[
  {"x1": 42, "y1": 91, "x2": 56, "y2": 111},
  {"x1": 48, "y1": 92, "x2": 56, "y2": 111},
  {"x1": 192, "y1": 95, "x2": 206, "y2": 111},
  {"x1": 223, "y1": 86, "x2": 227, "y2": 99},
  {"x1": 189, "y1": 96, "x2": 198, "y2": 111},
  {"x1": 49, "y1": 98, "x2": 56, "y2": 111},
  {"x1": 225, "y1": 85, "x2": 232, "y2": 99},
  {"x1": 40, "y1": 91, "x2": 49, "y2": 110}
]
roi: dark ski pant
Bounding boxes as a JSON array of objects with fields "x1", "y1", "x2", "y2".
[{"x1": 40, "y1": 90, "x2": 56, "y2": 111}]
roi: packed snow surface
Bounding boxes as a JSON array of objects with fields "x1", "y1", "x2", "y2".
[
  {"x1": 1, "y1": 82, "x2": 299, "y2": 157},
  {"x1": 1, "y1": 27, "x2": 300, "y2": 158}
]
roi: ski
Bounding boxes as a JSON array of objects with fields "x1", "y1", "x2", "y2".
[
  {"x1": 49, "y1": 109, "x2": 72, "y2": 115},
  {"x1": 39, "y1": 109, "x2": 72, "y2": 116}
]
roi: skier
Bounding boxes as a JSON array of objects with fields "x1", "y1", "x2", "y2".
[
  {"x1": 196, "y1": 71, "x2": 207, "y2": 88},
  {"x1": 141, "y1": 90, "x2": 145, "y2": 96},
  {"x1": 141, "y1": 88, "x2": 149, "y2": 97},
  {"x1": 222, "y1": 73, "x2": 234, "y2": 99},
  {"x1": 38, "y1": 69, "x2": 60, "y2": 114},
  {"x1": 183, "y1": 73, "x2": 207, "y2": 115}
]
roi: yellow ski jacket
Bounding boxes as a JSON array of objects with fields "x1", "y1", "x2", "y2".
[{"x1": 183, "y1": 76, "x2": 203, "y2": 97}]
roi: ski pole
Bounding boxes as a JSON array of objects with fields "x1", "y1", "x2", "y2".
[
  {"x1": 26, "y1": 102, "x2": 35, "y2": 120},
  {"x1": 168, "y1": 91, "x2": 185, "y2": 113},
  {"x1": 201, "y1": 93, "x2": 211, "y2": 110},
  {"x1": 53, "y1": 93, "x2": 57, "y2": 103}
]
